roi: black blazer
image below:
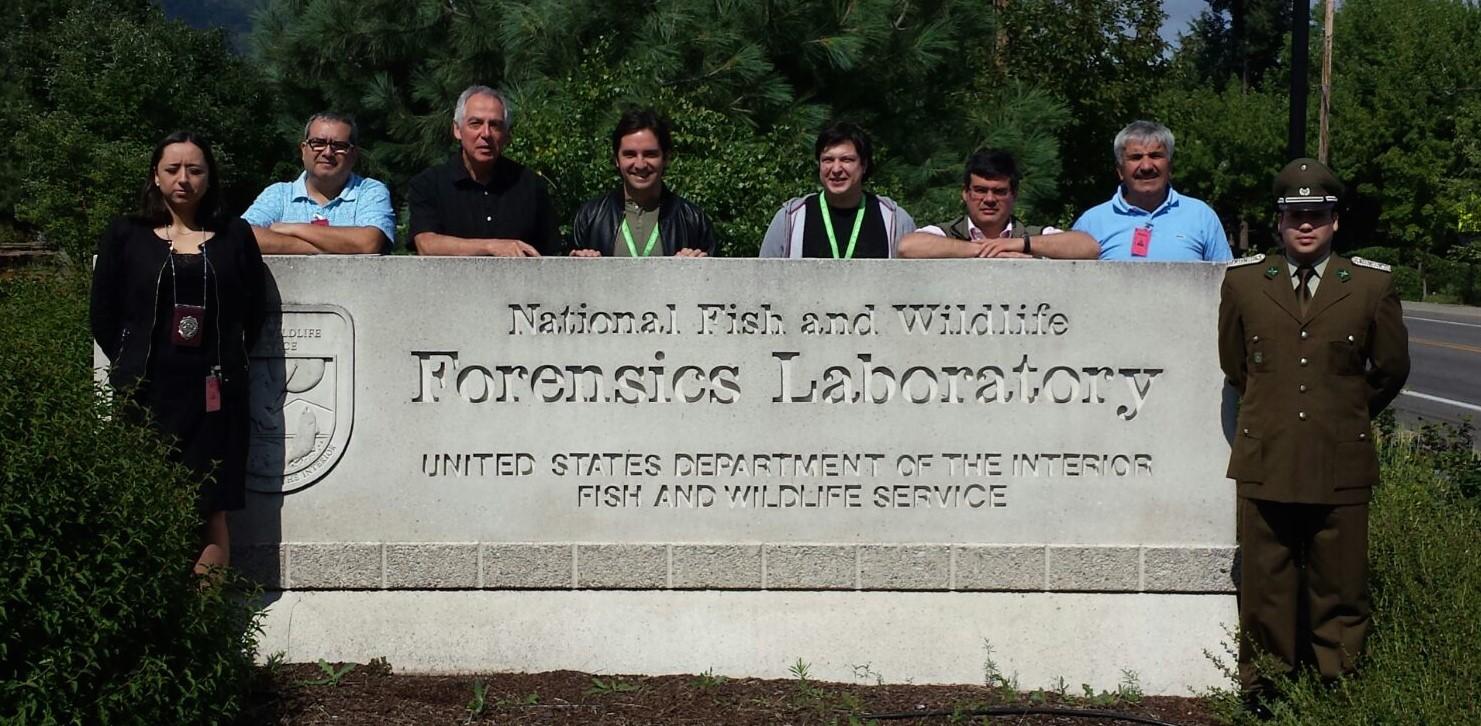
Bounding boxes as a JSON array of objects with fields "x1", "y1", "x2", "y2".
[
  {"x1": 569, "y1": 187, "x2": 718, "y2": 256},
  {"x1": 90, "y1": 217, "x2": 266, "y2": 389}
]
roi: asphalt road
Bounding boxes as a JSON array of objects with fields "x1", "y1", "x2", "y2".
[{"x1": 1394, "y1": 301, "x2": 1481, "y2": 447}]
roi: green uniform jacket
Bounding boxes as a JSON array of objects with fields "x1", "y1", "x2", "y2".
[{"x1": 1218, "y1": 252, "x2": 1410, "y2": 505}]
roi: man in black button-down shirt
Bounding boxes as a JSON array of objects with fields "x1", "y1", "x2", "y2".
[{"x1": 407, "y1": 85, "x2": 560, "y2": 256}]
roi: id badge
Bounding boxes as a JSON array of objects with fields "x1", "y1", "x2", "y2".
[
  {"x1": 1131, "y1": 227, "x2": 1151, "y2": 257},
  {"x1": 171, "y1": 304, "x2": 205, "y2": 347},
  {"x1": 204, "y1": 373, "x2": 222, "y2": 413},
  {"x1": 311, "y1": 216, "x2": 330, "y2": 226}
]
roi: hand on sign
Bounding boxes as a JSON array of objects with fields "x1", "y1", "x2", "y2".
[
  {"x1": 674, "y1": 248, "x2": 708, "y2": 258},
  {"x1": 486, "y1": 239, "x2": 541, "y2": 257},
  {"x1": 977, "y1": 238, "x2": 1029, "y2": 258},
  {"x1": 569, "y1": 248, "x2": 602, "y2": 258}
]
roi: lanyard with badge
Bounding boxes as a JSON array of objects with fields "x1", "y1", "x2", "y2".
[
  {"x1": 166, "y1": 237, "x2": 223, "y2": 413},
  {"x1": 1131, "y1": 225, "x2": 1152, "y2": 257},
  {"x1": 821, "y1": 199, "x2": 866, "y2": 259},
  {"x1": 620, "y1": 218, "x2": 660, "y2": 257}
]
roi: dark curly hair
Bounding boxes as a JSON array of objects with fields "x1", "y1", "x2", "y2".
[{"x1": 610, "y1": 108, "x2": 674, "y2": 158}]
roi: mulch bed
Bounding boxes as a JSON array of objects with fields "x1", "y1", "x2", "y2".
[{"x1": 243, "y1": 662, "x2": 1223, "y2": 725}]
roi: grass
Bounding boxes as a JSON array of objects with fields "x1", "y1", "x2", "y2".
[
  {"x1": 1210, "y1": 416, "x2": 1481, "y2": 724},
  {"x1": 585, "y1": 676, "x2": 642, "y2": 696},
  {"x1": 299, "y1": 660, "x2": 356, "y2": 687}
]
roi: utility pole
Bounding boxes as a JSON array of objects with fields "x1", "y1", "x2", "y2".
[
  {"x1": 1318, "y1": 0, "x2": 1335, "y2": 163},
  {"x1": 1288, "y1": 0, "x2": 1310, "y2": 160}
]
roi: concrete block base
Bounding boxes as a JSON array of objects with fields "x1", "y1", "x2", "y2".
[{"x1": 255, "y1": 590, "x2": 1236, "y2": 696}]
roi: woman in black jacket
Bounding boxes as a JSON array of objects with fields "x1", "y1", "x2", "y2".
[{"x1": 91, "y1": 131, "x2": 266, "y2": 575}]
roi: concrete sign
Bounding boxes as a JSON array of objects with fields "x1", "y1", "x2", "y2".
[{"x1": 222, "y1": 258, "x2": 1235, "y2": 693}]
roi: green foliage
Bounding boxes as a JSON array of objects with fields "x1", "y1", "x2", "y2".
[
  {"x1": 1346, "y1": 246, "x2": 1481, "y2": 304},
  {"x1": 0, "y1": 269, "x2": 260, "y2": 724},
  {"x1": 1225, "y1": 425, "x2": 1481, "y2": 724},
  {"x1": 300, "y1": 659, "x2": 356, "y2": 687},
  {"x1": 4, "y1": 1, "x2": 281, "y2": 262},
  {"x1": 1389, "y1": 267, "x2": 1424, "y2": 302},
  {"x1": 495, "y1": 690, "x2": 540, "y2": 707},
  {"x1": 1328, "y1": 0, "x2": 1481, "y2": 259},
  {"x1": 464, "y1": 679, "x2": 488, "y2": 721},
  {"x1": 480, "y1": 48, "x2": 818, "y2": 256},
  {"x1": 1147, "y1": 83, "x2": 1286, "y2": 252},
  {"x1": 0, "y1": 0, "x2": 151, "y2": 231},
  {"x1": 1412, "y1": 419, "x2": 1481, "y2": 500},
  {"x1": 996, "y1": 0, "x2": 1168, "y2": 218},
  {"x1": 1180, "y1": 0, "x2": 1292, "y2": 91},
  {"x1": 585, "y1": 675, "x2": 642, "y2": 696},
  {"x1": 251, "y1": 0, "x2": 1085, "y2": 247},
  {"x1": 692, "y1": 667, "x2": 728, "y2": 690}
]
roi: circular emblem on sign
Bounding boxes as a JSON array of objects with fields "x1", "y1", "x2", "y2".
[
  {"x1": 247, "y1": 306, "x2": 355, "y2": 495},
  {"x1": 177, "y1": 314, "x2": 201, "y2": 341}
]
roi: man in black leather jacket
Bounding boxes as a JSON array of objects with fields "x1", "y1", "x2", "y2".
[{"x1": 569, "y1": 109, "x2": 718, "y2": 257}]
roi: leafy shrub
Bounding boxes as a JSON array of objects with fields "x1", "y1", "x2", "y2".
[
  {"x1": 0, "y1": 269, "x2": 260, "y2": 723},
  {"x1": 1389, "y1": 266, "x2": 1422, "y2": 301},
  {"x1": 512, "y1": 47, "x2": 815, "y2": 257},
  {"x1": 1230, "y1": 423, "x2": 1481, "y2": 724},
  {"x1": 9, "y1": 2, "x2": 281, "y2": 263},
  {"x1": 1345, "y1": 246, "x2": 1400, "y2": 266}
]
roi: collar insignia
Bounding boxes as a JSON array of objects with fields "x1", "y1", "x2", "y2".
[
  {"x1": 1265, "y1": 265, "x2": 1280, "y2": 279},
  {"x1": 1336, "y1": 269, "x2": 1351, "y2": 282}
]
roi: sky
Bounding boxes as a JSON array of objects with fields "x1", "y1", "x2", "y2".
[{"x1": 1162, "y1": 0, "x2": 1208, "y2": 44}]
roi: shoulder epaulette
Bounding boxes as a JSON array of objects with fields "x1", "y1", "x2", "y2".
[
  {"x1": 1350, "y1": 256, "x2": 1392, "y2": 273},
  {"x1": 1227, "y1": 253, "x2": 1266, "y2": 268}
]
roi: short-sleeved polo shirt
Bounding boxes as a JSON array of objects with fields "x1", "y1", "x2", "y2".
[
  {"x1": 241, "y1": 172, "x2": 396, "y2": 250},
  {"x1": 1072, "y1": 186, "x2": 1232, "y2": 262},
  {"x1": 406, "y1": 155, "x2": 560, "y2": 255}
]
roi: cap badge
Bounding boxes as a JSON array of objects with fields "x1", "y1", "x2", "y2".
[
  {"x1": 1300, "y1": 164, "x2": 1309, "y2": 170},
  {"x1": 1299, "y1": 187, "x2": 1311, "y2": 195},
  {"x1": 1265, "y1": 265, "x2": 1280, "y2": 279}
]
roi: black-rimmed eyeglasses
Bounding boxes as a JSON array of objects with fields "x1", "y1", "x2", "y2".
[{"x1": 304, "y1": 138, "x2": 354, "y2": 154}]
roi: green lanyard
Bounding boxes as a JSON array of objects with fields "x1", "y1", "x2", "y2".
[
  {"x1": 821, "y1": 198, "x2": 866, "y2": 259},
  {"x1": 620, "y1": 218, "x2": 661, "y2": 257}
]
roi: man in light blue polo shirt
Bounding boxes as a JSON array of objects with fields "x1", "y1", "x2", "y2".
[
  {"x1": 243, "y1": 112, "x2": 395, "y2": 254},
  {"x1": 1072, "y1": 120, "x2": 1231, "y2": 262}
]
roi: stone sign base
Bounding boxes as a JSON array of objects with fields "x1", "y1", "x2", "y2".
[
  {"x1": 256, "y1": 590, "x2": 1235, "y2": 695},
  {"x1": 187, "y1": 257, "x2": 1243, "y2": 697}
]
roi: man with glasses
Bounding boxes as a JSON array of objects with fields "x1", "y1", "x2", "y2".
[
  {"x1": 899, "y1": 149, "x2": 1098, "y2": 259},
  {"x1": 243, "y1": 112, "x2": 395, "y2": 254}
]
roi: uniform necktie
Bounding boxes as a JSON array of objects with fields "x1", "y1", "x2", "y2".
[{"x1": 1296, "y1": 266, "x2": 1315, "y2": 316}]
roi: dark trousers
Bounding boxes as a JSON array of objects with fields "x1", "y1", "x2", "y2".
[{"x1": 1237, "y1": 497, "x2": 1370, "y2": 690}]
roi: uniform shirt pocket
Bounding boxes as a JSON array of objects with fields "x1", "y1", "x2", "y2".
[
  {"x1": 1333, "y1": 432, "x2": 1379, "y2": 489},
  {"x1": 1328, "y1": 338, "x2": 1365, "y2": 375},
  {"x1": 1228, "y1": 428, "x2": 1263, "y2": 482}
]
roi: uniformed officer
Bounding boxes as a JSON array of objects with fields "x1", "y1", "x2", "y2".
[{"x1": 1218, "y1": 158, "x2": 1410, "y2": 699}]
